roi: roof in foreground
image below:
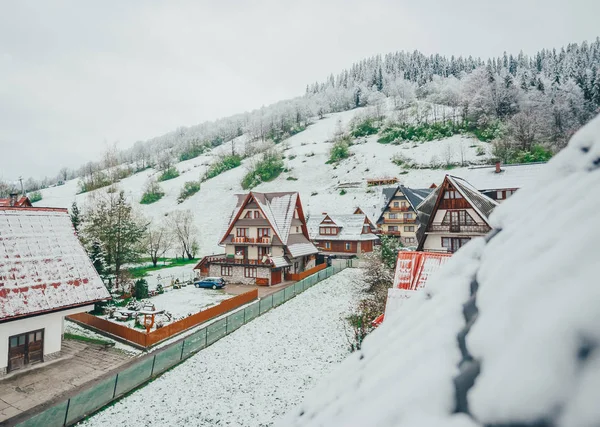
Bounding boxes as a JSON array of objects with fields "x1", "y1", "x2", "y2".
[
  {"x1": 0, "y1": 207, "x2": 111, "y2": 321},
  {"x1": 457, "y1": 162, "x2": 547, "y2": 191},
  {"x1": 278, "y1": 115, "x2": 600, "y2": 426}
]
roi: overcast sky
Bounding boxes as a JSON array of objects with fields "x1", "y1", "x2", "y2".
[{"x1": 1, "y1": 0, "x2": 598, "y2": 180}]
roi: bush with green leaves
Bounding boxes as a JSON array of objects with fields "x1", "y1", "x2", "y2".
[
  {"x1": 140, "y1": 181, "x2": 165, "y2": 204},
  {"x1": 241, "y1": 151, "x2": 284, "y2": 189},
  {"x1": 351, "y1": 118, "x2": 380, "y2": 138},
  {"x1": 179, "y1": 142, "x2": 210, "y2": 161},
  {"x1": 28, "y1": 191, "x2": 42, "y2": 203},
  {"x1": 134, "y1": 279, "x2": 149, "y2": 299},
  {"x1": 158, "y1": 167, "x2": 180, "y2": 182},
  {"x1": 328, "y1": 137, "x2": 351, "y2": 164},
  {"x1": 205, "y1": 154, "x2": 242, "y2": 180},
  {"x1": 177, "y1": 180, "x2": 201, "y2": 203}
]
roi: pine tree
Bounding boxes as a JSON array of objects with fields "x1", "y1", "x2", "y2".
[
  {"x1": 70, "y1": 201, "x2": 81, "y2": 233},
  {"x1": 89, "y1": 239, "x2": 108, "y2": 279}
]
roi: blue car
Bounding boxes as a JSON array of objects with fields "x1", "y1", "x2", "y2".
[{"x1": 194, "y1": 277, "x2": 225, "y2": 290}]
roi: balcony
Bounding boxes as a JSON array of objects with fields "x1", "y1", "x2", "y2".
[
  {"x1": 206, "y1": 255, "x2": 272, "y2": 267},
  {"x1": 428, "y1": 223, "x2": 491, "y2": 234},
  {"x1": 231, "y1": 236, "x2": 272, "y2": 245},
  {"x1": 383, "y1": 218, "x2": 416, "y2": 224},
  {"x1": 385, "y1": 231, "x2": 402, "y2": 236},
  {"x1": 389, "y1": 206, "x2": 410, "y2": 212}
]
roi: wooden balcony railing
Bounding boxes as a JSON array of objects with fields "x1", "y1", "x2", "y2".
[
  {"x1": 231, "y1": 236, "x2": 271, "y2": 244},
  {"x1": 428, "y1": 223, "x2": 491, "y2": 234},
  {"x1": 389, "y1": 206, "x2": 410, "y2": 212},
  {"x1": 384, "y1": 218, "x2": 416, "y2": 224}
]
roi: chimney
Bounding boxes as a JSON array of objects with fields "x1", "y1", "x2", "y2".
[
  {"x1": 9, "y1": 193, "x2": 18, "y2": 207},
  {"x1": 495, "y1": 162, "x2": 502, "y2": 174}
]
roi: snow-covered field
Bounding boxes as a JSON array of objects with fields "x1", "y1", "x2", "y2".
[
  {"x1": 144, "y1": 264, "x2": 198, "y2": 290},
  {"x1": 81, "y1": 268, "x2": 365, "y2": 427},
  {"x1": 35, "y1": 108, "x2": 490, "y2": 256}
]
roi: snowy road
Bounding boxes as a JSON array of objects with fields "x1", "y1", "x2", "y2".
[{"x1": 81, "y1": 268, "x2": 364, "y2": 427}]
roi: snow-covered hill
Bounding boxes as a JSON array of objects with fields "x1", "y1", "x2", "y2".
[
  {"x1": 279, "y1": 114, "x2": 600, "y2": 426},
  {"x1": 36, "y1": 108, "x2": 489, "y2": 255}
]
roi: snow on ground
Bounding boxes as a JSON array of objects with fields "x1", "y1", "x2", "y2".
[
  {"x1": 280, "y1": 114, "x2": 600, "y2": 426},
  {"x1": 81, "y1": 268, "x2": 365, "y2": 427},
  {"x1": 35, "y1": 108, "x2": 490, "y2": 256},
  {"x1": 64, "y1": 320, "x2": 143, "y2": 356},
  {"x1": 144, "y1": 264, "x2": 199, "y2": 290}
]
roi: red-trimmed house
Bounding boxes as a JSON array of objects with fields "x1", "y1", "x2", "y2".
[
  {"x1": 0, "y1": 206, "x2": 111, "y2": 374},
  {"x1": 416, "y1": 175, "x2": 499, "y2": 253},
  {"x1": 0, "y1": 194, "x2": 32, "y2": 208},
  {"x1": 202, "y1": 191, "x2": 319, "y2": 286},
  {"x1": 307, "y1": 212, "x2": 379, "y2": 258}
]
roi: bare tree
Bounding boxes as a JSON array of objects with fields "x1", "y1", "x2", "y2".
[
  {"x1": 167, "y1": 210, "x2": 199, "y2": 260},
  {"x1": 145, "y1": 223, "x2": 173, "y2": 267},
  {"x1": 443, "y1": 144, "x2": 455, "y2": 167}
]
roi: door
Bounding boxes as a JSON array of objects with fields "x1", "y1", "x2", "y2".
[
  {"x1": 449, "y1": 211, "x2": 460, "y2": 232},
  {"x1": 271, "y1": 269, "x2": 282, "y2": 285},
  {"x1": 8, "y1": 329, "x2": 44, "y2": 372}
]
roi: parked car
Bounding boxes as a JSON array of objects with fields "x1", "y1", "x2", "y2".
[{"x1": 194, "y1": 277, "x2": 225, "y2": 290}]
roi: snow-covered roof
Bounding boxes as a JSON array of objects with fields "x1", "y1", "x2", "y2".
[
  {"x1": 0, "y1": 196, "x2": 32, "y2": 207},
  {"x1": 286, "y1": 234, "x2": 319, "y2": 258},
  {"x1": 0, "y1": 207, "x2": 111, "y2": 321},
  {"x1": 448, "y1": 175, "x2": 499, "y2": 222},
  {"x1": 269, "y1": 256, "x2": 291, "y2": 268},
  {"x1": 457, "y1": 162, "x2": 547, "y2": 192},
  {"x1": 280, "y1": 114, "x2": 600, "y2": 427},
  {"x1": 393, "y1": 251, "x2": 452, "y2": 291},
  {"x1": 306, "y1": 214, "x2": 378, "y2": 242}
]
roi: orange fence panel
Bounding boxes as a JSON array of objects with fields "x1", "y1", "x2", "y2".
[{"x1": 284, "y1": 263, "x2": 327, "y2": 282}]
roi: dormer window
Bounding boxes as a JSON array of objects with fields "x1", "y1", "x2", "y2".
[
  {"x1": 362, "y1": 225, "x2": 370, "y2": 233},
  {"x1": 319, "y1": 227, "x2": 338, "y2": 235},
  {"x1": 444, "y1": 190, "x2": 462, "y2": 199}
]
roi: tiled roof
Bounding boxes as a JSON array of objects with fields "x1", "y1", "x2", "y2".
[
  {"x1": 393, "y1": 251, "x2": 452, "y2": 291},
  {"x1": 0, "y1": 207, "x2": 111, "y2": 321},
  {"x1": 286, "y1": 234, "x2": 319, "y2": 258},
  {"x1": 0, "y1": 196, "x2": 32, "y2": 207},
  {"x1": 269, "y1": 256, "x2": 291, "y2": 268},
  {"x1": 457, "y1": 162, "x2": 546, "y2": 191},
  {"x1": 307, "y1": 214, "x2": 378, "y2": 242}
]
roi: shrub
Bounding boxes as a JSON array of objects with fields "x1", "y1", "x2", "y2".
[
  {"x1": 28, "y1": 191, "x2": 42, "y2": 203},
  {"x1": 205, "y1": 154, "x2": 242, "y2": 180},
  {"x1": 241, "y1": 151, "x2": 284, "y2": 189},
  {"x1": 288, "y1": 154, "x2": 297, "y2": 160},
  {"x1": 476, "y1": 146, "x2": 486, "y2": 156},
  {"x1": 158, "y1": 167, "x2": 180, "y2": 182},
  {"x1": 339, "y1": 189, "x2": 347, "y2": 195},
  {"x1": 179, "y1": 142, "x2": 210, "y2": 161},
  {"x1": 140, "y1": 181, "x2": 165, "y2": 204},
  {"x1": 177, "y1": 180, "x2": 201, "y2": 203},
  {"x1": 351, "y1": 118, "x2": 380, "y2": 138},
  {"x1": 513, "y1": 145, "x2": 553, "y2": 163},
  {"x1": 286, "y1": 176, "x2": 298, "y2": 181},
  {"x1": 134, "y1": 279, "x2": 149, "y2": 299},
  {"x1": 328, "y1": 137, "x2": 351, "y2": 164}
]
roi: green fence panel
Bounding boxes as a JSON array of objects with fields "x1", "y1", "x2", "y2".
[
  {"x1": 153, "y1": 342, "x2": 183, "y2": 375},
  {"x1": 206, "y1": 318, "x2": 227, "y2": 346},
  {"x1": 259, "y1": 296, "x2": 273, "y2": 314},
  {"x1": 294, "y1": 281, "x2": 303, "y2": 294},
  {"x1": 114, "y1": 356, "x2": 154, "y2": 397},
  {"x1": 227, "y1": 310, "x2": 245, "y2": 334},
  {"x1": 284, "y1": 285, "x2": 294, "y2": 301},
  {"x1": 17, "y1": 400, "x2": 68, "y2": 427},
  {"x1": 182, "y1": 328, "x2": 207, "y2": 357},
  {"x1": 272, "y1": 289, "x2": 285, "y2": 306},
  {"x1": 244, "y1": 301, "x2": 259, "y2": 322},
  {"x1": 65, "y1": 376, "x2": 116, "y2": 425}
]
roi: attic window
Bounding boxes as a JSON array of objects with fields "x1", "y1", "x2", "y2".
[
  {"x1": 393, "y1": 202, "x2": 399, "y2": 208},
  {"x1": 320, "y1": 227, "x2": 338, "y2": 235},
  {"x1": 254, "y1": 211, "x2": 261, "y2": 219},
  {"x1": 362, "y1": 225, "x2": 370, "y2": 233},
  {"x1": 244, "y1": 211, "x2": 253, "y2": 219}
]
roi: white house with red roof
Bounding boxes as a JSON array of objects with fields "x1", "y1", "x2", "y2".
[
  {"x1": 201, "y1": 191, "x2": 319, "y2": 286},
  {"x1": 0, "y1": 206, "x2": 110, "y2": 374}
]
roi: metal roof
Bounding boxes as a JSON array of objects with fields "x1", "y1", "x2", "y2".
[
  {"x1": 456, "y1": 162, "x2": 546, "y2": 192},
  {"x1": 0, "y1": 207, "x2": 111, "y2": 321}
]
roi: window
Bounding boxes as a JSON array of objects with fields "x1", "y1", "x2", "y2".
[
  {"x1": 236, "y1": 228, "x2": 248, "y2": 237},
  {"x1": 404, "y1": 226, "x2": 415, "y2": 232},
  {"x1": 403, "y1": 213, "x2": 413, "y2": 219},
  {"x1": 294, "y1": 262, "x2": 299, "y2": 272},
  {"x1": 496, "y1": 191, "x2": 504, "y2": 200},
  {"x1": 405, "y1": 237, "x2": 415, "y2": 243},
  {"x1": 221, "y1": 266, "x2": 232, "y2": 276},
  {"x1": 441, "y1": 210, "x2": 476, "y2": 227},
  {"x1": 345, "y1": 242, "x2": 351, "y2": 251},
  {"x1": 254, "y1": 211, "x2": 261, "y2": 219},
  {"x1": 442, "y1": 237, "x2": 471, "y2": 253},
  {"x1": 363, "y1": 225, "x2": 370, "y2": 233},
  {"x1": 244, "y1": 211, "x2": 252, "y2": 219},
  {"x1": 401, "y1": 201, "x2": 407, "y2": 207},
  {"x1": 244, "y1": 267, "x2": 257, "y2": 278},
  {"x1": 388, "y1": 226, "x2": 398, "y2": 232},
  {"x1": 325, "y1": 242, "x2": 331, "y2": 249},
  {"x1": 389, "y1": 213, "x2": 398, "y2": 219},
  {"x1": 320, "y1": 227, "x2": 337, "y2": 235},
  {"x1": 258, "y1": 247, "x2": 269, "y2": 258},
  {"x1": 444, "y1": 190, "x2": 462, "y2": 199},
  {"x1": 393, "y1": 202, "x2": 399, "y2": 208},
  {"x1": 296, "y1": 226, "x2": 300, "y2": 233},
  {"x1": 258, "y1": 228, "x2": 270, "y2": 237}
]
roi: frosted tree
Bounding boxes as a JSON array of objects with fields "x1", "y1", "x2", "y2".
[{"x1": 167, "y1": 210, "x2": 199, "y2": 260}]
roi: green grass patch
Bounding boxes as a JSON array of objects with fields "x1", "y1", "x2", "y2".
[
  {"x1": 179, "y1": 142, "x2": 211, "y2": 161},
  {"x1": 64, "y1": 333, "x2": 113, "y2": 346},
  {"x1": 351, "y1": 118, "x2": 380, "y2": 138},
  {"x1": 205, "y1": 154, "x2": 242, "y2": 180},
  {"x1": 177, "y1": 180, "x2": 201, "y2": 203},
  {"x1": 241, "y1": 151, "x2": 284, "y2": 189},
  {"x1": 128, "y1": 257, "x2": 199, "y2": 278},
  {"x1": 140, "y1": 181, "x2": 165, "y2": 204},
  {"x1": 158, "y1": 167, "x2": 180, "y2": 182}
]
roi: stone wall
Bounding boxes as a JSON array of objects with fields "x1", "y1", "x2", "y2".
[{"x1": 208, "y1": 264, "x2": 271, "y2": 285}]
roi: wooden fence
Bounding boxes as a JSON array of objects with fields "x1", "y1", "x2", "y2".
[
  {"x1": 68, "y1": 289, "x2": 258, "y2": 348},
  {"x1": 284, "y1": 263, "x2": 327, "y2": 282}
]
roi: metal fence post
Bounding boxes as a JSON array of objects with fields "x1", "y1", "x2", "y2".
[
  {"x1": 180, "y1": 340, "x2": 185, "y2": 360},
  {"x1": 112, "y1": 373, "x2": 119, "y2": 399},
  {"x1": 150, "y1": 354, "x2": 157, "y2": 376},
  {"x1": 63, "y1": 398, "x2": 71, "y2": 426}
]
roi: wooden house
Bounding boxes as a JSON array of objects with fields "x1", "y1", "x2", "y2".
[
  {"x1": 376, "y1": 185, "x2": 432, "y2": 246},
  {"x1": 203, "y1": 191, "x2": 319, "y2": 286},
  {"x1": 0, "y1": 207, "x2": 110, "y2": 375},
  {"x1": 416, "y1": 175, "x2": 499, "y2": 253},
  {"x1": 0, "y1": 194, "x2": 32, "y2": 208},
  {"x1": 307, "y1": 212, "x2": 379, "y2": 258}
]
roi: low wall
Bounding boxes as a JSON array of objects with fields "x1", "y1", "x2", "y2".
[
  {"x1": 285, "y1": 262, "x2": 327, "y2": 282},
  {"x1": 14, "y1": 262, "x2": 354, "y2": 427},
  {"x1": 68, "y1": 290, "x2": 258, "y2": 348}
]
